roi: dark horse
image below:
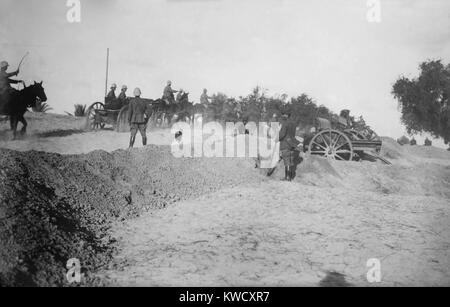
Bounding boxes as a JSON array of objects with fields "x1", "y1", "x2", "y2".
[
  {"x1": 149, "y1": 93, "x2": 195, "y2": 126},
  {"x1": 0, "y1": 81, "x2": 47, "y2": 139}
]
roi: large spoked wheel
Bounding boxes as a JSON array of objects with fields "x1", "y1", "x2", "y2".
[
  {"x1": 116, "y1": 104, "x2": 130, "y2": 133},
  {"x1": 309, "y1": 129, "x2": 354, "y2": 161},
  {"x1": 85, "y1": 102, "x2": 106, "y2": 131}
]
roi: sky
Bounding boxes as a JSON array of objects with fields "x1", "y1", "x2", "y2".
[{"x1": 1, "y1": 0, "x2": 449, "y2": 145}]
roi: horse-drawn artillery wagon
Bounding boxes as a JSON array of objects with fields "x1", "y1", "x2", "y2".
[
  {"x1": 85, "y1": 97, "x2": 156, "y2": 132},
  {"x1": 305, "y1": 113, "x2": 390, "y2": 164},
  {"x1": 84, "y1": 95, "x2": 195, "y2": 132}
]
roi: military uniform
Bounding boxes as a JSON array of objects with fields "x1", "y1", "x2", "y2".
[
  {"x1": 279, "y1": 117, "x2": 301, "y2": 181},
  {"x1": 0, "y1": 68, "x2": 21, "y2": 113},
  {"x1": 104, "y1": 86, "x2": 117, "y2": 110},
  {"x1": 106, "y1": 89, "x2": 116, "y2": 100},
  {"x1": 163, "y1": 85, "x2": 176, "y2": 104},
  {"x1": 128, "y1": 96, "x2": 149, "y2": 147},
  {"x1": 200, "y1": 92, "x2": 211, "y2": 105},
  {"x1": 0, "y1": 70, "x2": 20, "y2": 96},
  {"x1": 117, "y1": 91, "x2": 128, "y2": 108}
]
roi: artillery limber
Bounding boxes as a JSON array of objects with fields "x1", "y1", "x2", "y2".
[
  {"x1": 85, "y1": 97, "x2": 156, "y2": 132},
  {"x1": 305, "y1": 114, "x2": 390, "y2": 164}
]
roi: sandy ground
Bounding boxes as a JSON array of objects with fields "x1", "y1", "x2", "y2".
[
  {"x1": 0, "y1": 113, "x2": 171, "y2": 153},
  {"x1": 100, "y1": 182, "x2": 450, "y2": 287},
  {"x1": 1, "y1": 112, "x2": 450, "y2": 286}
]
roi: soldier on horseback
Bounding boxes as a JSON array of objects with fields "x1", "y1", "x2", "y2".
[
  {"x1": 163, "y1": 80, "x2": 178, "y2": 105},
  {"x1": 0, "y1": 61, "x2": 24, "y2": 107},
  {"x1": 200, "y1": 88, "x2": 212, "y2": 105}
]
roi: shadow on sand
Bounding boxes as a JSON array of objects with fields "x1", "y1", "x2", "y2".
[
  {"x1": 319, "y1": 272, "x2": 353, "y2": 287},
  {"x1": 0, "y1": 129, "x2": 87, "y2": 141}
]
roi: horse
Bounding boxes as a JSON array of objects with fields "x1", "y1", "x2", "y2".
[
  {"x1": 0, "y1": 81, "x2": 47, "y2": 139},
  {"x1": 173, "y1": 93, "x2": 195, "y2": 124},
  {"x1": 150, "y1": 93, "x2": 195, "y2": 126},
  {"x1": 148, "y1": 98, "x2": 171, "y2": 127}
]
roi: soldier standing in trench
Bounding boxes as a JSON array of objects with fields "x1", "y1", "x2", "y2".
[{"x1": 128, "y1": 87, "x2": 149, "y2": 148}]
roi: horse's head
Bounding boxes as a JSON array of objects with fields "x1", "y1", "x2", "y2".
[
  {"x1": 32, "y1": 81, "x2": 47, "y2": 103},
  {"x1": 25, "y1": 81, "x2": 47, "y2": 108},
  {"x1": 179, "y1": 93, "x2": 191, "y2": 106}
]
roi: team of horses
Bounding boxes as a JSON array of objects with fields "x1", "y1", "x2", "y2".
[{"x1": 145, "y1": 93, "x2": 277, "y2": 127}]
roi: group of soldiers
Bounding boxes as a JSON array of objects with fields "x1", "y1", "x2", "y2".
[
  {"x1": 108, "y1": 80, "x2": 213, "y2": 148},
  {"x1": 0, "y1": 58, "x2": 301, "y2": 180},
  {"x1": 105, "y1": 80, "x2": 211, "y2": 111},
  {"x1": 118, "y1": 80, "x2": 300, "y2": 181}
]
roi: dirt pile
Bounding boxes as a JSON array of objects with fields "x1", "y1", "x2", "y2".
[
  {"x1": 269, "y1": 138, "x2": 450, "y2": 198},
  {"x1": 0, "y1": 146, "x2": 260, "y2": 286}
]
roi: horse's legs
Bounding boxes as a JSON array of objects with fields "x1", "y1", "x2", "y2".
[
  {"x1": 19, "y1": 115, "x2": 27, "y2": 135},
  {"x1": 10, "y1": 115, "x2": 18, "y2": 140}
]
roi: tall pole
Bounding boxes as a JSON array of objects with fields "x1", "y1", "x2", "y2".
[{"x1": 105, "y1": 48, "x2": 110, "y2": 98}]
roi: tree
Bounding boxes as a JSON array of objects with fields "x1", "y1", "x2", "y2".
[{"x1": 392, "y1": 60, "x2": 450, "y2": 144}]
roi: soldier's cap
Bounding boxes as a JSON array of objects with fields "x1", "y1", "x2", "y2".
[
  {"x1": 133, "y1": 87, "x2": 142, "y2": 96},
  {"x1": 111, "y1": 83, "x2": 117, "y2": 88},
  {"x1": 122, "y1": 85, "x2": 128, "y2": 90},
  {"x1": 0, "y1": 61, "x2": 9, "y2": 69}
]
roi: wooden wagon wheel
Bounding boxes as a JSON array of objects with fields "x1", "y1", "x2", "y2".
[
  {"x1": 85, "y1": 102, "x2": 106, "y2": 131},
  {"x1": 308, "y1": 129, "x2": 354, "y2": 161},
  {"x1": 115, "y1": 104, "x2": 130, "y2": 133}
]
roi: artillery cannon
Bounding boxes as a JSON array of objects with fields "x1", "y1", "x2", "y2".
[{"x1": 305, "y1": 115, "x2": 390, "y2": 164}]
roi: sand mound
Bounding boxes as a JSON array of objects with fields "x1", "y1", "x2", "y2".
[
  {"x1": 0, "y1": 146, "x2": 260, "y2": 286},
  {"x1": 268, "y1": 150, "x2": 450, "y2": 198},
  {"x1": 379, "y1": 137, "x2": 450, "y2": 166}
]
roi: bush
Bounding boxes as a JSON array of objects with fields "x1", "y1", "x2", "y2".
[
  {"x1": 32, "y1": 101, "x2": 52, "y2": 113},
  {"x1": 74, "y1": 104, "x2": 87, "y2": 117},
  {"x1": 397, "y1": 135, "x2": 410, "y2": 146}
]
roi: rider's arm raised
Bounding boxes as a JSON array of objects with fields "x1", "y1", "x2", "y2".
[
  {"x1": 8, "y1": 78, "x2": 21, "y2": 84},
  {"x1": 6, "y1": 71, "x2": 18, "y2": 78}
]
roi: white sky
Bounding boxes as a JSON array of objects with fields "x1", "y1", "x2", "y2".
[{"x1": 1, "y1": 0, "x2": 450, "y2": 145}]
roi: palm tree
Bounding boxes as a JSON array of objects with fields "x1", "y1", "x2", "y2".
[
  {"x1": 73, "y1": 104, "x2": 87, "y2": 117},
  {"x1": 32, "y1": 101, "x2": 52, "y2": 113}
]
